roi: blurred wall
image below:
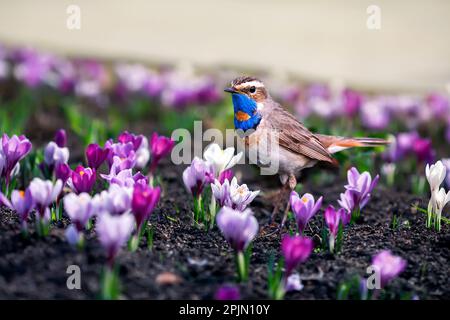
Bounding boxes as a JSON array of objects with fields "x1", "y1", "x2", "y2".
[{"x1": 0, "y1": 0, "x2": 449, "y2": 93}]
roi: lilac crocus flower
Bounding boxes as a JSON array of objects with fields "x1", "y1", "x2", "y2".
[
  {"x1": 1, "y1": 134, "x2": 32, "y2": 185},
  {"x1": 229, "y1": 178, "x2": 260, "y2": 211},
  {"x1": 216, "y1": 207, "x2": 259, "y2": 252},
  {"x1": 412, "y1": 137, "x2": 434, "y2": 164},
  {"x1": 344, "y1": 167, "x2": 379, "y2": 213},
  {"x1": 342, "y1": 88, "x2": 363, "y2": 117},
  {"x1": 324, "y1": 205, "x2": 345, "y2": 252},
  {"x1": 131, "y1": 184, "x2": 161, "y2": 230},
  {"x1": 182, "y1": 157, "x2": 214, "y2": 198},
  {"x1": 93, "y1": 184, "x2": 132, "y2": 215},
  {"x1": 360, "y1": 99, "x2": 390, "y2": 130},
  {"x1": 54, "y1": 129, "x2": 67, "y2": 148},
  {"x1": 290, "y1": 191, "x2": 322, "y2": 234},
  {"x1": 426, "y1": 93, "x2": 449, "y2": 117},
  {"x1": 86, "y1": 143, "x2": 110, "y2": 170},
  {"x1": 105, "y1": 140, "x2": 136, "y2": 170},
  {"x1": 149, "y1": 132, "x2": 175, "y2": 173},
  {"x1": 71, "y1": 166, "x2": 96, "y2": 194},
  {"x1": 96, "y1": 211, "x2": 135, "y2": 267},
  {"x1": 371, "y1": 250, "x2": 407, "y2": 288},
  {"x1": 29, "y1": 178, "x2": 62, "y2": 221},
  {"x1": 0, "y1": 188, "x2": 34, "y2": 231},
  {"x1": 211, "y1": 178, "x2": 231, "y2": 207},
  {"x1": 64, "y1": 192, "x2": 95, "y2": 232},
  {"x1": 214, "y1": 285, "x2": 240, "y2": 300},
  {"x1": 44, "y1": 141, "x2": 69, "y2": 167},
  {"x1": 281, "y1": 235, "x2": 313, "y2": 276}
]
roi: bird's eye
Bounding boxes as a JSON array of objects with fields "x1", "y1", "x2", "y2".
[{"x1": 249, "y1": 86, "x2": 256, "y2": 93}]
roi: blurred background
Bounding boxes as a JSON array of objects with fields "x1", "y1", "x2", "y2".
[{"x1": 0, "y1": 0, "x2": 449, "y2": 192}]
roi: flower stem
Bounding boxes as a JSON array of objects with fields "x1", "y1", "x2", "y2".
[
  {"x1": 236, "y1": 251, "x2": 247, "y2": 282},
  {"x1": 329, "y1": 235, "x2": 335, "y2": 254}
]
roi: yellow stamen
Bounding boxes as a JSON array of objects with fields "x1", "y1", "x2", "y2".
[
  {"x1": 301, "y1": 197, "x2": 308, "y2": 203},
  {"x1": 79, "y1": 171, "x2": 85, "y2": 176},
  {"x1": 19, "y1": 190, "x2": 25, "y2": 198}
]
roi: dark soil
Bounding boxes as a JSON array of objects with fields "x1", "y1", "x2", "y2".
[{"x1": 0, "y1": 160, "x2": 449, "y2": 300}]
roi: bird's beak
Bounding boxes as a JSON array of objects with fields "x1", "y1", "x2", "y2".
[{"x1": 224, "y1": 87, "x2": 238, "y2": 94}]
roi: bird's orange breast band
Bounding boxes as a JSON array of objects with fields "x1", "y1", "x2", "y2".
[{"x1": 235, "y1": 111, "x2": 251, "y2": 121}]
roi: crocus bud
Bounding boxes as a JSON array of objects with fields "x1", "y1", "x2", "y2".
[
  {"x1": 203, "y1": 143, "x2": 242, "y2": 177},
  {"x1": 71, "y1": 166, "x2": 96, "y2": 194},
  {"x1": 324, "y1": 205, "x2": 343, "y2": 237},
  {"x1": 371, "y1": 250, "x2": 407, "y2": 288},
  {"x1": 54, "y1": 129, "x2": 67, "y2": 148},
  {"x1": 182, "y1": 157, "x2": 213, "y2": 198},
  {"x1": 281, "y1": 235, "x2": 313, "y2": 275},
  {"x1": 55, "y1": 163, "x2": 72, "y2": 184},
  {"x1": 290, "y1": 191, "x2": 322, "y2": 234},
  {"x1": 86, "y1": 143, "x2": 110, "y2": 169},
  {"x1": 28, "y1": 178, "x2": 62, "y2": 220},
  {"x1": 216, "y1": 207, "x2": 258, "y2": 252},
  {"x1": 131, "y1": 184, "x2": 161, "y2": 230}
]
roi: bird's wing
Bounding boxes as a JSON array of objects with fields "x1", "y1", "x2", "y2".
[{"x1": 267, "y1": 105, "x2": 335, "y2": 163}]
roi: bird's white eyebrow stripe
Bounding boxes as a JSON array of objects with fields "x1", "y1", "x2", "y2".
[{"x1": 235, "y1": 80, "x2": 264, "y2": 89}]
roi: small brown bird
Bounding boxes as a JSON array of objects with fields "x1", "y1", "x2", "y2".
[{"x1": 224, "y1": 76, "x2": 388, "y2": 227}]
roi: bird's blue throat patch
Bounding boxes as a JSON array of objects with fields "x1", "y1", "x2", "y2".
[{"x1": 232, "y1": 93, "x2": 262, "y2": 131}]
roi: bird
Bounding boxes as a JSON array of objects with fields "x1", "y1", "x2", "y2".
[{"x1": 224, "y1": 76, "x2": 388, "y2": 228}]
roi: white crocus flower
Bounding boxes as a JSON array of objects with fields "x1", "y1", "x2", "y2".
[
  {"x1": 432, "y1": 188, "x2": 450, "y2": 232},
  {"x1": 229, "y1": 177, "x2": 260, "y2": 211},
  {"x1": 425, "y1": 160, "x2": 447, "y2": 227},
  {"x1": 203, "y1": 143, "x2": 243, "y2": 177}
]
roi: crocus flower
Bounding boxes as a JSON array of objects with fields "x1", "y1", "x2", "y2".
[
  {"x1": 55, "y1": 163, "x2": 72, "y2": 184},
  {"x1": 131, "y1": 184, "x2": 161, "y2": 230},
  {"x1": 71, "y1": 166, "x2": 96, "y2": 194},
  {"x1": 54, "y1": 129, "x2": 67, "y2": 148},
  {"x1": 182, "y1": 157, "x2": 213, "y2": 198},
  {"x1": 135, "y1": 136, "x2": 150, "y2": 169},
  {"x1": 281, "y1": 235, "x2": 313, "y2": 276},
  {"x1": 44, "y1": 141, "x2": 69, "y2": 167},
  {"x1": 211, "y1": 178, "x2": 231, "y2": 207},
  {"x1": 442, "y1": 159, "x2": 450, "y2": 189},
  {"x1": 324, "y1": 205, "x2": 344, "y2": 253},
  {"x1": 64, "y1": 192, "x2": 95, "y2": 232},
  {"x1": 344, "y1": 167, "x2": 379, "y2": 216},
  {"x1": 96, "y1": 211, "x2": 135, "y2": 266},
  {"x1": 1, "y1": 134, "x2": 32, "y2": 185},
  {"x1": 0, "y1": 188, "x2": 34, "y2": 232},
  {"x1": 214, "y1": 285, "x2": 240, "y2": 300},
  {"x1": 29, "y1": 178, "x2": 62, "y2": 224},
  {"x1": 93, "y1": 184, "x2": 132, "y2": 215},
  {"x1": 86, "y1": 143, "x2": 110, "y2": 170},
  {"x1": 425, "y1": 160, "x2": 447, "y2": 229},
  {"x1": 149, "y1": 132, "x2": 174, "y2": 173},
  {"x1": 290, "y1": 191, "x2": 322, "y2": 234},
  {"x1": 105, "y1": 141, "x2": 136, "y2": 170},
  {"x1": 229, "y1": 177, "x2": 260, "y2": 211},
  {"x1": 338, "y1": 189, "x2": 355, "y2": 215},
  {"x1": 203, "y1": 143, "x2": 242, "y2": 177},
  {"x1": 216, "y1": 207, "x2": 258, "y2": 252},
  {"x1": 219, "y1": 169, "x2": 233, "y2": 184},
  {"x1": 412, "y1": 137, "x2": 434, "y2": 164},
  {"x1": 342, "y1": 88, "x2": 363, "y2": 117},
  {"x1": 371, "y1": 250, "x2": 407, "y2": 288},
  {"x1": 431, "y1": 187, "x2": 450, "y2": 232}
]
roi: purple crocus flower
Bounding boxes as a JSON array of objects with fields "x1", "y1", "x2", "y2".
[
  {"x1": 344, "y1": 167, "x2": 379, "y2": 212},
  {"x1": 371, "y1": 250, "x2": 407, "y2": 288},
  {"x1": 29, "y1": 178, "x2": 62, "y2": 221},
  {"x1": 96, "y1": 211, "x2": 135, "y2": 267},
  {"x1": 290, "y1": 191, "x2": 322, "y2": 234},
  {"x1": 281, "y1": 235, "x2": 313, "y2": 276},
  {"x1": 324, "y1": 205, "x2": 344, "y2": 252},
  {"x1": 211, "y1": 178, "x2": 231, "y2": 207},
  {"x1": 182, "y1": 157, "x2": 214, "y2": 198},
  {"x1": 0, "y1": 188, "x2": 34, "y2": 231},
  {"x1": 93, "y1": 184, "x2": 132, "y2": 215},
  {"x1": 86, "y1": 143, "x2": 110, "y2": 170},
  {"x1": 412, "y1": 137, "x2": 434, "y2": 164},
  {"x1": 117, "y1": 131, "x2": 144, "y2": 151},
  {"x1": 216, "y1": 207, "x2": 259, "y2": 252},
  {"x1": 131, "y1": 184, "x2": 161, "y2": 230},
  {"x1": 71, "y1": 166, "x2": 96, "y2": 194},
  {"x1": 214, "y1": 285, "x2": 240, "y2": 300},
  {"x1": 54, "y1": 129, "x2": 67, "y2": 148},
  {"x1": 1, "y1": 134, "x2": 32, "y2": 185},
  {"x1": 218, "y1": 169, "x2": 233, "y2": 184},
  {"x1": 211, "y1": 177, "x2": 259, "y2": 211},
  {"x1": 149, "y1": 132, "x2": 175, "y2": 173},
  {"x1": 44, "y1": 141, "x2": 69, "y2": 167},
  {"x1": 55, "y1": 163, "x2": 72, "y2": 184},
  {"x1": 64, "y1": 192, "x2": 95, "y2": 232}
]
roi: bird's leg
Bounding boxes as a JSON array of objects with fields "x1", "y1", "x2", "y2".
[
  {"x1": 270, "y1": 182, "x2": 290, "y2": 223},
  {"x1": 280, "y1": 174, "x2": 297, "y2": 229}
]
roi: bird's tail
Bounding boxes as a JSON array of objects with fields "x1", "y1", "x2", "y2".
[{"x1": 316, "y1": 134, "x2": 389, "y2": 154}]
